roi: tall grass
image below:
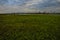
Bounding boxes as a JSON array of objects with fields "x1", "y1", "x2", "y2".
[{"x1": 0, "y1": 14, "x2": 60, "y2": 40}]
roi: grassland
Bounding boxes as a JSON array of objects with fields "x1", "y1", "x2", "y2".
[{"x1": 0, "y1": 14, "x2": 60, "y2": 40}]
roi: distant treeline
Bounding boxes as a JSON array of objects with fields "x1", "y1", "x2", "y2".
[{"x1": 0, "y1": 12, "x2": 60, "y2": 15}]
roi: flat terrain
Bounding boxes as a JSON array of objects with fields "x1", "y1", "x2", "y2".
[{"x1": 0, "y1": 14, "x2": 60, "y2": 40}]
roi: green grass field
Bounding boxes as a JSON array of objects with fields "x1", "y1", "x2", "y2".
[{"x1": 0, "y1": 14, "x2": 60, "y2": 40}]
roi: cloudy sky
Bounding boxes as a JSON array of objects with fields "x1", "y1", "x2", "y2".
[{"x1": 0, "y1": 0, "x2": 60, "y2": 13}]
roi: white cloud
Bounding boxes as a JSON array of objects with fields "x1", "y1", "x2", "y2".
[
  {"x1": 41, "y1": 6, "x2": 60, "y2": 13},
  {"x1": 0, "y1": 5, "x2": 40, "y2": 13},
  {"x1": 0, "y1": 0, "x2": 43, "y2": 13},
  {"x1": 0, "y1": 0, "x2": 60, "y2": 13},
  {"x1": 56, "y1": 0, "x2": 60, "y2": 2},
  {"x1": 24, "y1": 0, "x2": 43, "y2": 6},
  {"x1": 22, "y1": 0, "x2": 48, "y2": 7}
]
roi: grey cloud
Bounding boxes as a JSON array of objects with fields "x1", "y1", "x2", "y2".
[{"x1": 0, "y1": 0, "x2": 60, "y2": 13}]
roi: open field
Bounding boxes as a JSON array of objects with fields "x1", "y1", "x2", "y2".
[{"x1": 0, "y1": 14, "x2": 60, "y2": 40}]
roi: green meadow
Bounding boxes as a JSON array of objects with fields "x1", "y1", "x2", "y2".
[{"x1": 0, "y1": 14, "x2": 60, "y2": 40}]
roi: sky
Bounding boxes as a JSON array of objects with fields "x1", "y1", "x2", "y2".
[{"x1": 0, "y1": 0, "x2": 60, "y2": 13}]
